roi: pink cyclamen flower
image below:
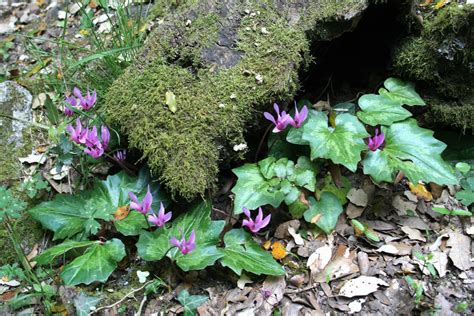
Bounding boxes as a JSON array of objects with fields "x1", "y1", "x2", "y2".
[
  {"x1": 84, "y1": 143, "x2": 104, "y2": 159},
  {"x1": 66, "y1": 118, "x2": 87, "y2": 145},
  {"x1": 65, "y1": 95, "x2": 77, "y2": 107},
  {"x1": 113, "y1": 150, "x2": 127, "y2": 162},
  {"x1": 367, "y1": 128, "x2": 385, "y2": 151},
  {"x1": 242, "y1": 207, "x2": 271, "y2": 233},
  {"x1": 101, "y1": 125, "x2": 110, "y2": 149},
  {"x1": 74, "y1": 87, "x2": 96, "y2": 111},
  {"x1": 289, "y1": 103, "x2": 308, "y2": 128},
  {"x1": 170, "y1": 229, "x2": 196, "y2": 255},
  {"x1": 148, "y1": 202, "x2": 172, "y2": 227},
  {"x1": 128, "y1": 186, "x2": 153, "y2": 215},
  {"x1": 64, "y1": 106, "x2": 74, "y2": 117},
  {"x1": 264, "y1": 103, "x2": 293, "y2": 133}
]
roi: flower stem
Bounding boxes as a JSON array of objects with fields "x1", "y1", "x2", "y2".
[{"x1": 143, "y1": 214, "x2": 151, "y2": 230}]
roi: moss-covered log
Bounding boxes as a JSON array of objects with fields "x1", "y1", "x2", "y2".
[{"x1": 105, "y1": 0, "x2": 369, "y2": 199}]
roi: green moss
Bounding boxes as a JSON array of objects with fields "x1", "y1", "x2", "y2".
[
  {"x1": 428, "y1": 98, "x2": 474, "y2": 131},
  {"x1": 392, "y1": 37, "x2": 438, "y2": 82},
  {"x1": 105, "y1": 2, "x2": 308, "y2": 199}
]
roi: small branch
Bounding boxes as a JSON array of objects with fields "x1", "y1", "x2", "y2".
[
  {"x1": 90, "y1": 281, "x2": 153, "y2": 315},
  {"x1": 135, "y1": 295, "x2": 147, "y2": 316},
  {"x1": 285, "y1": 283, "x2": 319, "y2": 294}
]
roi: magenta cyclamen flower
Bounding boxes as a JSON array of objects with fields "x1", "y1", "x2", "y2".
[
  {"x1": 289, "y1": 104, "x2": 308, "y2": 128},
  {"x1": 242, "y1": 207, "x2": 271, "y2": 233},
  {"x1": 73, "y1": 87, "x2": 96, "y2": 111},
  {"x1": 129, "y1": 186, "x2": 153, "y2": 215},
  {"x1": 148, "y1": 202, "x2": 172, "y2": 227},
  {"x1": 101, "y1": 125, "x2": 110, "y2": 149},
  {"x1": 65, "y1": 95, "x2": 77, "y2": 107},
  {"x1": 367, "y1": 128, "x2": 385, "y2": 151},
  {"x1": 113, "y1": 150, "x2": 127, "y2": 162},
  {"x1": 66, "y1": 118, "x2": 87, "y2": 144},
  {"x1": 170, "y1": 229, "x2": 196, "y2": 255},
  {"x1": 264, "y1": 103, "x2": 293, "y2": 133},
  {"x1": 64, "y1": 106, "x2": 74, "y2": 117}
]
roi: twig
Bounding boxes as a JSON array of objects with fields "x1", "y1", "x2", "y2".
[
  {"x1": 285, "y1": 283, "x2": 319, "y2": 294},
  {"x1": 90, "y1": 281, "x2": 153, "y2": 315},
  {"x1": 135, "y1": 295, "x2": 147, "y2": 316}
]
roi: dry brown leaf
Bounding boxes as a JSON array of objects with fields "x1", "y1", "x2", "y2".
[
  {"x1": 401, "y1": 226, "x2": 426, "y2": 242},
  {"x1": 314, "y1": 245, "x2": 359, "y2": 282},
  {"x1": 310, "y1": 213, "x2": 322, "y2": 224},
  {"x1": 114, "y1": 205, "x2": 130, "y2": 220},
  {"x1": 346, "y1": 203, "x2": 364, "y2": 219},
  {"x1": 262, "y1": 240, "x2": 272, "y2": 250},
  {"x1": 307, "y1": 245, "x2": 332, "y2": 274},
  {"x1": 339, "y1": 276, "x2": 388, "y2": 298},
  {"x1": 408, "y1": 182, "x2": 433, "y2": 201},
  {"x1": 26, "y1": 244, "x2": 39, "y2": 269},
  {"x1": 447, "y1": 233, "x2": 472, "y2": 271},
  {"x1": 347, "y1": 188, "x2": 368, "y2": 207},
  {"x1": 392, "y1": 196, "x2": 417, "y2": 216},
  {"x1": 271, "y1": 241, "x2": 287, "y2": 260}
]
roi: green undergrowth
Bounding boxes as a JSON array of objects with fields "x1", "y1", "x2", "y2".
[{"x1": 105, "y1": 2, "x2": 309, "y2": 199}]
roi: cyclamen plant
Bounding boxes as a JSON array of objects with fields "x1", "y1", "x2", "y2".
[{"x1": 232, "y1": 77, "x2": 458, "y2": 234}]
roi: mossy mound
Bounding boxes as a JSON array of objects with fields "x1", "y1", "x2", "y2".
[
  {"x1": 392, "y1": 3, "x2": 473, "y2": 130},
  {"x1": 104, "y1": 0, "x2": 368, "y2": 199}
]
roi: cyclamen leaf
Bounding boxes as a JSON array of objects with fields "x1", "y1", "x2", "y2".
[
  {"x1": 356, "y1": 94, "x2": 412, "y2": 126},
  {"x1": 378, "y1": 77, "x2": 425, "y2": 106},
  {"x1": 61, "y1": 239, "x2": 126, "y2": 286},
  {"x1": 456, "y1": 190, "x2": 474, "y2": 206},
  {"x1": 304, "y1": 193, "x2": 343, "y2": 234},
  {"x1": 220, "y1": 229, "x2": 285, "y2": 276},
  {"x1": 288, "y1": 111, "x2": 369, "y2": 171},
  {"x1": 35, "y1": 240, "x2": 96, "y2": 265},
  {"x1": 29, "y1": 169, "x2": 169, "y2": 240},
  {"x1": 136, "y1": 201, "x2": 224, "y2": 271},
  {"x1": 177, "y1": 290, "x2": 208, "y2": 316},
  {"x1": 363, "y1": 119, "x2": 458, "y2": 185}
]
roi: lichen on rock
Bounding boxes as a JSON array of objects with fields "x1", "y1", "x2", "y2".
[{"x1": 104, "y1": 0, "x2": 368, "y2": 199}]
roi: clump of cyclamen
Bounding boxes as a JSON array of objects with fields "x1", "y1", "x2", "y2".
[
  {"x1": 66, "y1": 118, "x2": 110, "y2": 159},
  {"x1": 242, "y1": 207, "x2": 271, "y2": 233},
  {"x1": 367, "y1": 128, "x2": 385, "y2": 151},
  {"x1": 170, "y1": 229, "x2": 196, "y2": 255},
  {"x1": 264, "y1": 102, "x2": 308, "y2": 133}
]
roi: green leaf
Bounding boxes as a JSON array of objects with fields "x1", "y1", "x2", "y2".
[
  {"x1": 363, "y1": 119, "x2": 458, "y2": 185},
  {"x1": 351, "y1": 219, "x2": 365, "y2": 232},
  {"x1": 304, "y1": 193, "x2": 343, "y2": 234},
  {"x1": 0, "y1": 187, "x2": 26, "y2": 222},
  {"x1": 61, "y1": 239, "x2": 126, "y2": 285},
  {"x1": 357, "y1": 94, "x2": 412, "y2": 126},
  {"x1": 177, "y1": 290, "x2": 208, "y2": 316},
  {"x1": 319, "y1": 174, "x2": 351, "y2": 205},
  {"x1": 378, "y1": 77, "x2": 425, "y2": 106},
  {"x1": 451, "y1": 209, "x2": 472, "y2": 216},
  {"x1": 333, "y1": 102, "x2": 356, "y2": 115},
  {"x1": 220, "y1": 229, "x2": 285, "y2": 276},
  {"x1": 455, "y1": 190, "x2": 474, "y2": 206},
  {"x1": 44, "y1": 95, "x2": 59, "y2": 125},
  {"x1": 35, "y1": 240, "x2": 96, "y2": 265},
  {"x1": 432, "y1": 207, "x2": 451, "y2": 215},
  {"x1": 136, "y1": 201, "x2": 224, "y2": 271},
  {"x1": 288, "y1": 111, "x2": 369, "y2": 171},
  {"x1": 74, "y1": 292, "x2": 101, "y2": 316},
  {"x1": 267, "y1": 132, "x2": 309, "y2": 160},
  {"x1": 455, "y1": 162, "x2": 471, "y2": 174},
  {"x1": 165, "y1": 91, "x2": 177, "y2": 113},
  {"x1": 232, "y1": 161, "x2": 285, "y2": 214},
  {"x1": 29, "y1": 169, "x2": 169, "y2": 240}
]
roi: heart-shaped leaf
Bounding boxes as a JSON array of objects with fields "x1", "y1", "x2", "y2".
[
  {"x1": 61, "y1": 239, "x2": 126, "y2": 285},
  {"x1": 287, "y1": 111, "x2": 369, "y2": 171},
  {"x1": 304, "y1": 192, "x2": 343, "y2": 234},
  {"x1": 29, "y1": 169, "x2": 169, "y2": 240},
  {"x1": 363, "y1": 119, "x2": 457, "y2": 185},
  {"x1": 136, "y1": 201, "x2": 225, "y2": 271},
  {"x1": 177, "y1": 290, "x2": 208, "y2": 316},
  {"x1": 232, "y1": 156, "x2": 317, "y2": 214},
  {"x1": 220, "y1": 229, "x2": 285, "y2": 276},
  {"x1": 378, "y1": 77, "x2": 425, "y2": 106},
  {"x1": 357, "y1": 94, "x2": 412, "y2": 126}
]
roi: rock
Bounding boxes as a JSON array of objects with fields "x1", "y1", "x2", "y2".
[
  {"x1": 0, "y1": 81, "x2": 33, "y2": 147},
  {"x1": 104, "y1": 0, "x2": 369, "y2": 199},
  {"x1": 0, "y1": 16, "x2": 17, "y2": 34}
]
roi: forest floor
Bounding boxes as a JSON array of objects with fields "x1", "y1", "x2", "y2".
[{"x1": 1, "y1": 1, "x2": 473, "y2": 315}]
